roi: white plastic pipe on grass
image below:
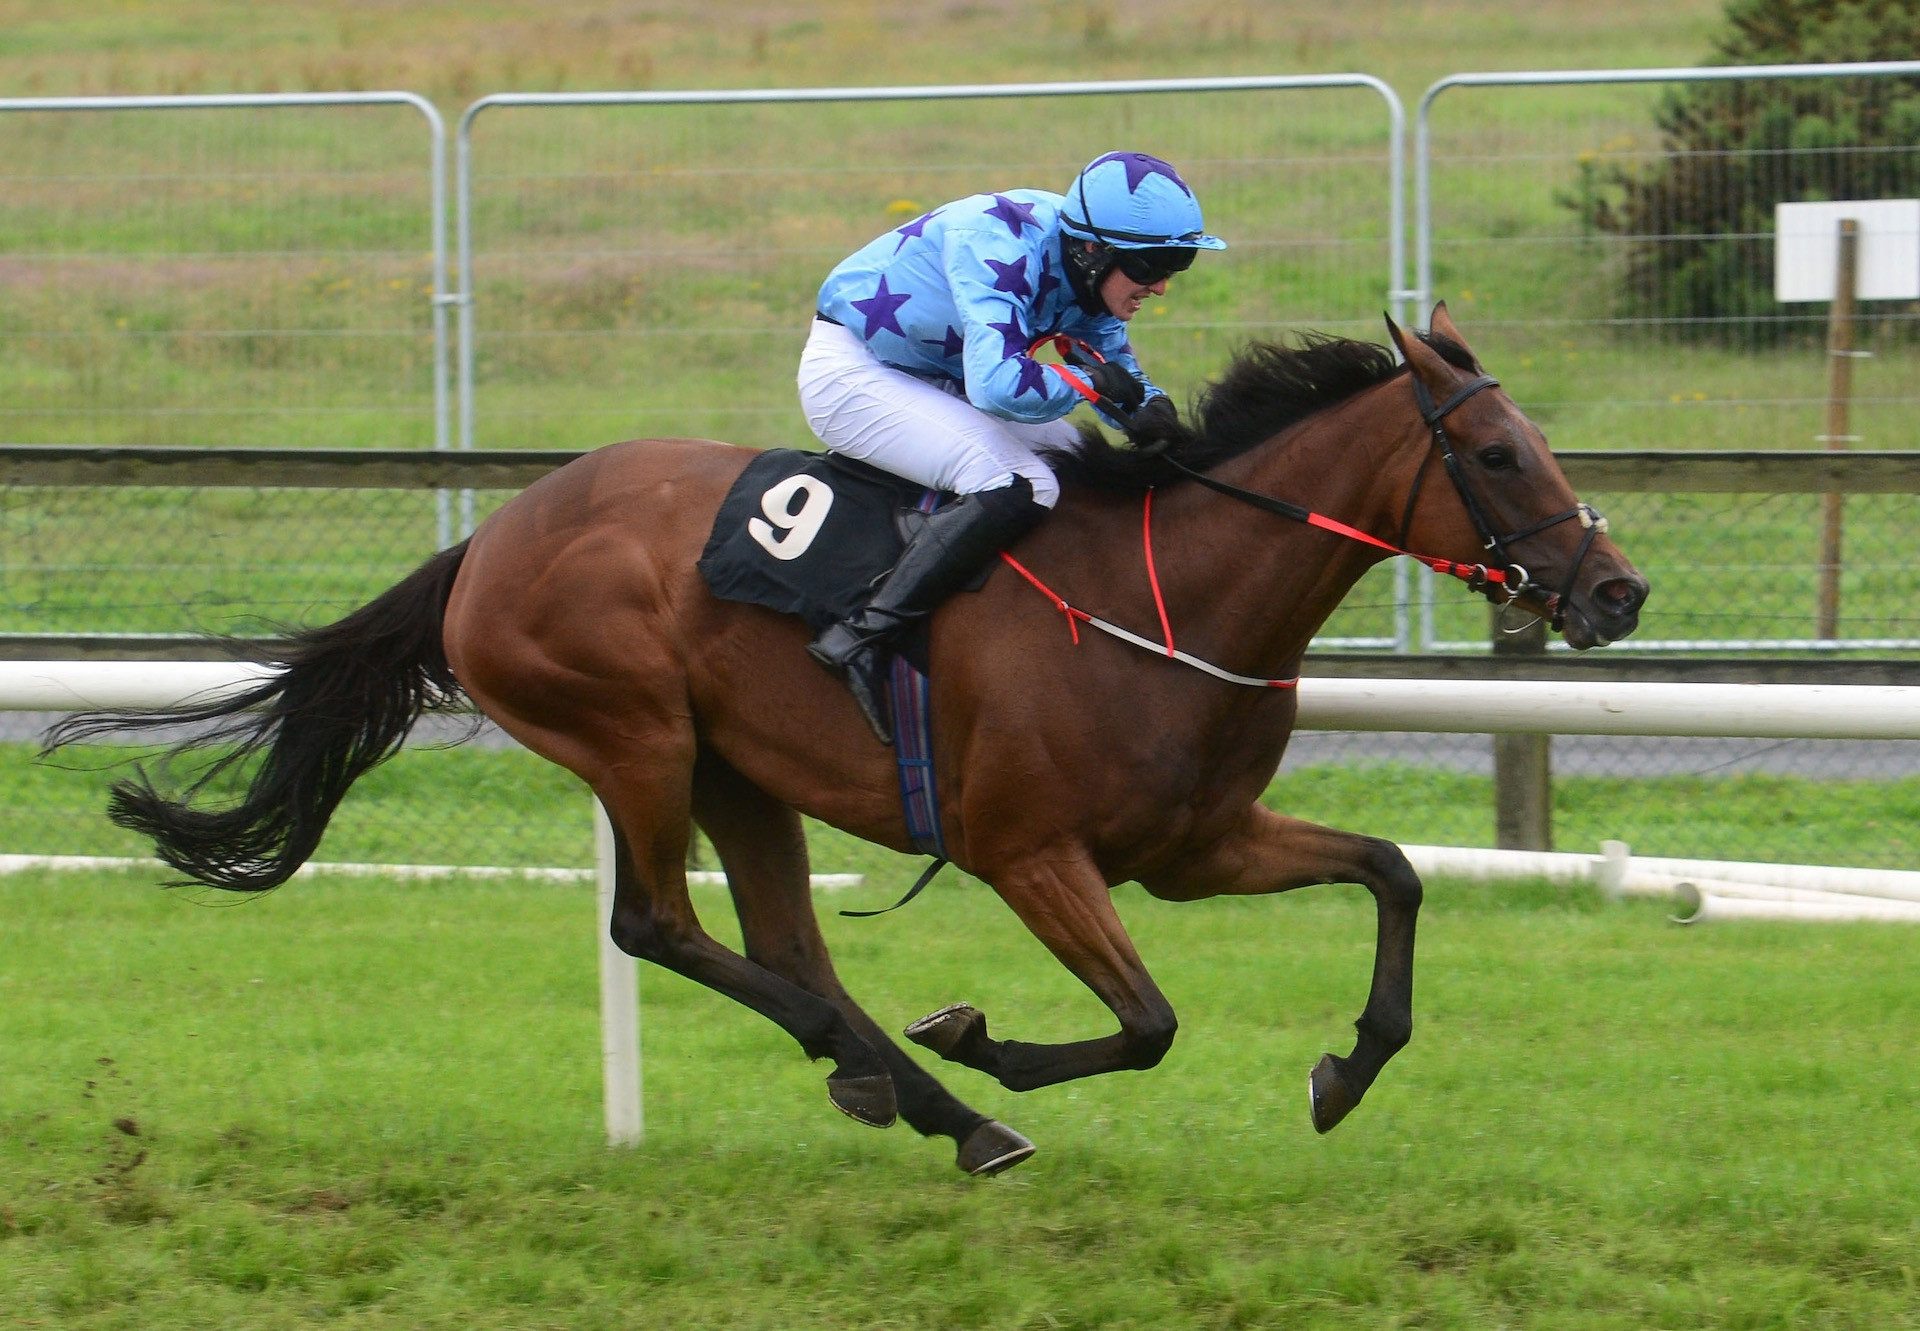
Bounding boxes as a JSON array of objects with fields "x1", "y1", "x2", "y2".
[
  {"x1": 1400, "y1": 841, "x2": 1920, "y2": 905},
  {"x1": 1615, "y1": 853, "x2": 1920, "y2": 903},
  {"x1": 1671, "y1": 881, "x2": 1920, "y2": 925}
]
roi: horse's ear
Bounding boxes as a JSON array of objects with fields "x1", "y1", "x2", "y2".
[
  {"x1": 1427, "y1": 301, "x2": 1479, "y2": 366},
  {"x1": 1384, "y1": 312, "x2": 1415, "y2": 363},
  {"x1": 1385, "y1": 311, "x2": 1452, "y2": 384}
]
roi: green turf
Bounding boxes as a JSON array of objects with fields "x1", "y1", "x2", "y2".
[{"x1": 3, "y1": 867, "x2": 1917, "y2": 1329}]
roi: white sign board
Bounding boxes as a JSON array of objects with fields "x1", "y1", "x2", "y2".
[{"x1": 1774, "y1": 199, "x2": 1920, "y2": 302}]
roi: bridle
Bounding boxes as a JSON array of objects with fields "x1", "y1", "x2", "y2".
[
  {"x1": 1035, "y1": 336, "x2": 1613, "y2": 634},
  {"x1": 1395, "y1": 372, "x2": 1610, "y2": 631}
]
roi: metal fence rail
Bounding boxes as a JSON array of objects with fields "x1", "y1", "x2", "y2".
[
  {"x1": 455, "y1": 75, "x2": 1409, "y2": 452},
  {"x1": 7, "y1": 70, "x2": 1916, "y2": 656}
]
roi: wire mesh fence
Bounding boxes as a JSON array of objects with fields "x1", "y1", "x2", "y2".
[
  {"x1": 1412, "y1": 488, "x2": 1920, "y2": 652},
  {"x1": 1417, "y1": 64, "x2": 1920, "y2": 653},
  {"x1": 0, "y1": 96, "x2": 447, "y2": 452},
  {"x1": 7, "y1": 477, "x2": 1915, "y2": 654},
  {"x1": 16, "y1": 720, "x2": 1919, "y2": 874},
  {"x1": 2, "y1": 475, "x2": 1917, "y2": 871},
  {"x1": 1279, "y1": 729, "x2": 1920, "y2": 869},
  {"x1": 457, "y1": 80, "x2": 1406, "y2": 453}
]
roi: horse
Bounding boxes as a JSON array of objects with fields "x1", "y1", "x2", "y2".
[{"x1": 48, "y1": 305, "x2": 1647, "y2": 1176}]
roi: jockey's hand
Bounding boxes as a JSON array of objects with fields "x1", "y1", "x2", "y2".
[
  {"x1": 1084, "y1": 360, "x2": 1147, "y2": 415},
  {"x1": 1129, "y1": 394, "x2": 1178, "y2": 437}
]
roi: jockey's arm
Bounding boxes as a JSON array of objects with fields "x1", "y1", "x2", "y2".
[{"x1": 943, "y1": 228, "x2": 1089, "y2": 425}]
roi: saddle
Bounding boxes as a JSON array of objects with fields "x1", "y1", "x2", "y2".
[{"x1": 697, "y1": 448, "x2": 947, "y2": 668}]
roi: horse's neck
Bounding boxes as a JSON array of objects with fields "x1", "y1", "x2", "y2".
[{"x1": 1137, "y1": 387, "x2": 1424, "y2": 671}]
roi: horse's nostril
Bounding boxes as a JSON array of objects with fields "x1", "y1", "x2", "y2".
[{"x1": 1595, "y1": 577, "x2": 1647, "y2": 616}]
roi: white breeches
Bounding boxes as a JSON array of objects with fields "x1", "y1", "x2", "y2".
[{"x1": 797, "y1": 317, "x2": 1083, "y2": 508}]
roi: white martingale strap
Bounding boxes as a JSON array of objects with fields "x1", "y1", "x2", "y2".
[
  {"x1": 1077, "y1": 611, "x2": 1299, "y2": 690},
  {"x1": 999, "y1": 550, "x2": 1300, "y2": 690}
]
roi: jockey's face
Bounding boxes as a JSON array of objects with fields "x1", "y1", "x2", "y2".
[{"x1": 1099, "y1": 265, "x2": 1169, "y2": 322}]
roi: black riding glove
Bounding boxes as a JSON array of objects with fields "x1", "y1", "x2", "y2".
[
  {"x1": 1083, "y1": 359, "x2": 1147, "y2": 416},
  {"x1": 1129, "y1": 394, "x2": 1178, "y2": 436}
]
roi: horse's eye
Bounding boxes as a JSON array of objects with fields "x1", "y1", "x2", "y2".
[{"x1": 1478, "y1": 445, "x2": 1516, "y2": 471}]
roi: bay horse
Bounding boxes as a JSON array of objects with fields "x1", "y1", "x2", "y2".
[{"x1": 50, "y1": 305, "x2": 1646, "y2": 1176}]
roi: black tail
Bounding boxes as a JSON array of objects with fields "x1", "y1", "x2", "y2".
[{"x1": 43, "y1": 541, "x2": 472, "y2": 892}]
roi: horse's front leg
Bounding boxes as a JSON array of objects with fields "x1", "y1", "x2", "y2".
[
  {"x1": 1138, "y1": 804, "x2": 1423, "y2": 1134},
  {"x1": 905, "y1": 849, "x2": 1178, "y2": 1093}
]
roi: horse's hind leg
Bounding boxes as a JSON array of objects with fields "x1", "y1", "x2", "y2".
[
  {"x1": 691, "y1": 748, "x2": 1035, "y2": 1176},
  {"x1": 596, "y1": 762, "x2": 898, "y2": 1130}
]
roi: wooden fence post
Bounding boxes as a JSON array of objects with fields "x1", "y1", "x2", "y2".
[
  {"x1": 1492, "y1": 607, "x2": 1552, "y2": 850},
  {"x1": 1816, "y1": 217, "x2": 1861, "y2": 641}
]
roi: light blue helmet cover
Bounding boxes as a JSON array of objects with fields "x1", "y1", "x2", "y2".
[{"x1": 1059, "y1": 152, "x2": 1227, "y2": 251}]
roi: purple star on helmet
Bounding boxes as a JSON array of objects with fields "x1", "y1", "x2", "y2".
[
  {"x1": 1012, "y1": 355, "x2": 1051, "y2": 399},
  {"x1": 850, "y1": 275, "x2": 911, "y2": 339},
  {"x1": 921, "y1": 325, "x2": 965, "y2": 360},
  {"x1": 1089, "y1": 151, "x2": 1193, "y2": 197},
  {"x1": 986, "y1": 315, "x2": 1029, "y2": 359},
  {"x1": 892, "y1": 208, "x2": 941, "y2": 252},
  {"x1": 984, "y1": 193, "x2": 1039, "y2": 236},
  {"x1": 984, "y1": 255, "x2": 1032, "y2": 299}
]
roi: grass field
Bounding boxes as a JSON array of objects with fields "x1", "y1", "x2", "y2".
[
  {"x1": 0, "y1": 2, "x2": 1727, "y2": 107},
  {"x1": 5, "y1": 866, "x2": 1919, "y2": 1329}
]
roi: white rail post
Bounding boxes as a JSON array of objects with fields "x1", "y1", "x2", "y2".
[{"x1": 594, "y1": 801, "x2": 643, "y2": 1146}]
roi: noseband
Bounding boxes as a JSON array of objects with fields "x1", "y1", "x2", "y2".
[{"x1": 1397, "y1": 373, "x2": 1608, "y2": 630}]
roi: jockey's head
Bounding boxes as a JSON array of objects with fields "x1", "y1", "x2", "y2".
[{"x1": 1060, "y1": 151, "x2": 1227, "y2": 310}]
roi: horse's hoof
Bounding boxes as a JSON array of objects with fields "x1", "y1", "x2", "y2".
[
  {"x1": 956, "y1": 1120, "x2": 1035, "y2": 1177},
  {"x1": 826, "y1": 1072, "x2": 897, "y2": 1128},
  {"x1": 904, "y1": 1002, "x2": 984, "y2": 1059},
  {"x1": 1308, "y1": 1053, "x2": 1361, "y2": 1134}
]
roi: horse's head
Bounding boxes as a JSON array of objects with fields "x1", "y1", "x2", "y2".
[{"x1": 1386, "y1": 305, "x2": 1648, "y2": 649}]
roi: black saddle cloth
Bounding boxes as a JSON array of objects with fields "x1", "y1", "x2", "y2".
[{"x1": 698, "y1": 448, "x2": 941, "y2": 640}]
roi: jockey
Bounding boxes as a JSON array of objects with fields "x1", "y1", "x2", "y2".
[{"x1": 798, "y1": 150, "x2": 1226, "y2": 743}]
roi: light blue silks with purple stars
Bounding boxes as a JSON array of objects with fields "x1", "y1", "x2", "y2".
[{"x1": 815, "y1": 187, "x2": 1158, "y2": 428}]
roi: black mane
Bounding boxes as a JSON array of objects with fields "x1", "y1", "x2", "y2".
[{"x1": 1047, "y1": 330, "x2": 1478, "y2": 492}]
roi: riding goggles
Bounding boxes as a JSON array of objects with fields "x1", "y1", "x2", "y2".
[{"x1": 1112, "y1": 245, "x2": 1196, "y2": 285}]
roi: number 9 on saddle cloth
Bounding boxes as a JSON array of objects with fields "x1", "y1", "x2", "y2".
[{"x1": 697, "y1": 448, "x2": 959, "y2": 674}]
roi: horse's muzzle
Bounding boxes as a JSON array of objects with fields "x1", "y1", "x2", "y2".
[{"x1": 1560, "y1": 573, "x2": 1649, "y2": 650}]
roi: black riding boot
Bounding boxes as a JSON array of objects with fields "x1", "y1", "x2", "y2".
[{"x1": 809, "y1": 478, "x2": 1047, "y2": 744}]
